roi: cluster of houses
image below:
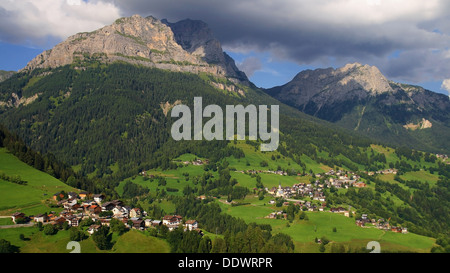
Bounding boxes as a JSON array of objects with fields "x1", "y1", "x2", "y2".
[
  {"x1": 180, "y1": 159, "x2": 210, "y2": 166},
  {"x1": 366, "y1": 168, "x2": 398, "y2": 176},
  {"x1": 265, "y1": 169, "x2": 365, "y2": 202},
  {"x1": 356, "y1": 214, "x2": 408, "y2": 234},
  {"x1": 10, "y1": 191, "x2": 199, "y2": 235},
  {"x1": 436, "y1": 154, "x2": 449, "y2": 164},
  {"x1": 237, "y1": 169, "x2": 288, "y2": 176},
  {"x1": 265, "y1": 200, "x2": 353, "y2": 218}
]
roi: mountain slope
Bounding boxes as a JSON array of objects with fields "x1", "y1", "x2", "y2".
[
  {"x1": 0, "y1": 71, "x2": 15, "y2": 82},
  {"x1": 265, "y1": 63, "x2": 450, "y2": 154},
  {"x1": 21, "y1": 14, "x2": 250, "y2": 88}
]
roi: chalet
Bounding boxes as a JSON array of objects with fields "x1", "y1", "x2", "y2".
[
  {"x1": 67, "y1": 192, "x2": 78, "y2": 199},
  {"x1": 53, "y1": 192, "x2": 65, "y2": 201},
  {"x1": 11, "y1": 212, "x2": 26, "y2": 223},
  {"x1": 163, "y1": 215, "x2": 183, "y2": 226},
  {"x1": 185, "y1": 220, "x2": 198, "y2": 231},
  {"x1": 34, "y1": 214, "x2": 49, "y2": 223},
  {"x1": 100, "y1": 219, "x2": 111, "y2": 227},
  {"x1": 88, "y1": 224, "x2": 101, "y2": 235},
  {"x1": 67, "y1": 203, "x2": 81, "y2": 212},
  {"x1": 79, "y1": 192, "x2": 89, "y2": 200},
  {"x1": 66, "y1": 215, "x2": 80, "y2": 227},
  {"x1": 63, "y1": 198, "x2": 77, "y2": 209},
  {"x1": 267, "y1": 187, "x2": 277, "y2": 195},
  {"x1": 57, "y1": 199, "x2": 68, "y2": 206},
  {"x1": 101, "y1": 201, "x2": 116, "y2": 211},
  {"x1": 112, "y1": 206, "x2": 129, "y2": 218},
  {"x1": 129, "y1": 208, "x2": 142, "y2": 218},
  {"x1": 59, "y1": 211, "x2": 73, "y2": 218},
  {"x1": 354, "y1": 182, "x2": 367, "y2": 188},
  {"x1": 88, "y1": 205, "x2": 102, "y2": 216},
  {"x1": 53, "y1": 216, "x2": 67, "y2": 226},
  {"x1": 145, "y1": 219, "x2": 153, "y2": 228},
  {"x1": 111, "y1": 200, "x2": 124, "y2": 206},
  {"x1": 151, "y1": 220, "x2": 162, "y2": 227},
  {"x1": 131, "y1": 218, "x2": 145, "y2": 229},
  {"x1": 48, "y1": 213, "x2": 57, "y2": 221},
  {"x1": 267, "y1": 212, "x2": 277, "y2": 219},
  {"x1": 93, "y1": 194, "x2": 105, "y2": 204}
]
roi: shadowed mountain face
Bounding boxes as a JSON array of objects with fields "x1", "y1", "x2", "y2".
[
  {"x1": 21, "y1": 15, "x2": 249, "y2": 86},
  {"x1": 265, "y1": 63, "x2": 450, "y2": 153}
]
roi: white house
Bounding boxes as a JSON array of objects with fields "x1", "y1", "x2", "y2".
[
  {"x1": 185, "y1": 220, "x2": 198, "y2": 231},
  {"x1": 93, "y1": 194, "x2": 105, "y2": 204}
]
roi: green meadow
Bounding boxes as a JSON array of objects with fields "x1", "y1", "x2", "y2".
[
  {"x1": 0, "y1": 148, "x2": 76, "y2": 216},
  {"x1": 0, "y1": 226, "x2": 170, "y2": 253},
  {"x1": 225, "y1": 141, "x2": 329, "y2": 173},
  {"x1": 216, "y1": 196, "x2": 436, "y2": 253},
  {"x1": 116, "y1": 143, "x2": 440, "y2": 253}
]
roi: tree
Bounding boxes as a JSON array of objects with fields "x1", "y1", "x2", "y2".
[
  {"x1": 211, "y1": 237, "x2": 227, "y2": 253},
  {"x1": 198, "y1": 236, "x2": 212, "y2": 253},
  {"x1": 110, "y1": 218, "x2": 127, "y2": 235},
  {"x1": 319, "y1": 243, "x2": 326, "y2": 253},
  {"x1": 0, "y1": 239, "x2": 18, "y2": 253},
  {"x1": 62, "y1": 222, "x2": 70, "y2": 230},
  {"x1": 92, "y1": 226, "x2": 112, "y2": 250},
  {"x1": 258, "y1": 190, "x2": 265, "y2": 200},
  {"x1": 43, "y1": 224, "x2": 58, "y2": 235},
  {"x1": 80, "y1": 217, "x2": 94, "y2": 228},
  {"x1": 69, "y1": 227, "x2": 85, "y2": 242}
]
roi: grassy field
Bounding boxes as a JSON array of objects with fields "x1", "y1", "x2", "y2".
[
  {"x1": 115, "y1": 144, "x2": 441, "y2": 253},
  {"x1": 215, "y1": 195, "x2": 436, "y2": 253},
  {"x1": 0, "y1": 225, "x2": 171, "y2": 253},
  {"x1": 225, "y1": 141, "x2": 329, "y2": 173},
  {"x1": 0, "y1": 148, "x2": 76, "y2": 216}
]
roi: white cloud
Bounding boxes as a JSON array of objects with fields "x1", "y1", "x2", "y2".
[
  {"x1": 442, "y1": 79, "x2": 450, "y2": 96},
  {"x1": 2, "y1": 0, "x2": 450, "y2": 91},
  {"x1": 0, "y1": 0, "x2": 121, "y2": 47},
  {"x1": 236, "y1": 56, "x2": 263, "y2": 77}
]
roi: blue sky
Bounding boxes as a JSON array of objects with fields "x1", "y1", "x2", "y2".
[{"x1": 1, "y1": 0, "x2": 450, "y2": 95}]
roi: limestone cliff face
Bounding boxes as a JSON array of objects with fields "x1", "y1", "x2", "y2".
[
  {"x1": 267, "y1": 63, "x2": 395, "y2": 111},
  {"x1": 265, "y1": 62, "x2": 450, "y2": 127},
  {"x1": 22, "y1": 15, "x2": 249, "y2": 86}
]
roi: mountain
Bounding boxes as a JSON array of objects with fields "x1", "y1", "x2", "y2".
[
  {"x1": 0, "y1": 14, "x2": 378, "y2": 180},
  {"x1": 265, "y1": 63, "x2": 450, "y2": 154},
  {"x1": 21, "y1": 14, "x2": 250, "y2": 88},
  {"x1": 0, "y1": 70, "x2": 15, "y2": 82}
]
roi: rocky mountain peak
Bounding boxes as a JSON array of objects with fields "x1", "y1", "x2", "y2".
[
  {"x1": 334, "y1": 62, "x2": 393, "y2": 95},
  {"x1": 21, "y1": 14, "x2": 249, "y2": 87}
]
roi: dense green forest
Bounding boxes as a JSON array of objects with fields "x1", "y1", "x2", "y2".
[{"x1": 0, "y1": 62, "x2": 379, "y2": 181}]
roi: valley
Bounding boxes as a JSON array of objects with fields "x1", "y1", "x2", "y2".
[{"x1": 0, "y1": 14, "x2": 448, "y2": 255}]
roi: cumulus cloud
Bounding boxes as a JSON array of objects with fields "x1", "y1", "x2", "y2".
[
  {"x1": 442, "y1": 79, "x2": 450, "y2": 96},
  {"x1": 3, "y1": 0, "x2": 450, "y2": 89},
  {"x1": 236, "y1": 56, "x2": 263, "y2": 77},
  {"x1": 0, "y1": 0, "x2": 121, "y2": 47},
  {"x1": 98, "y1": 0, "x2": 450, "y2": 85}
]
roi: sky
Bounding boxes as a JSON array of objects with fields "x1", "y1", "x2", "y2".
[{"x1": 1, "y1": 0, "x2": 450, "y2": 96}]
